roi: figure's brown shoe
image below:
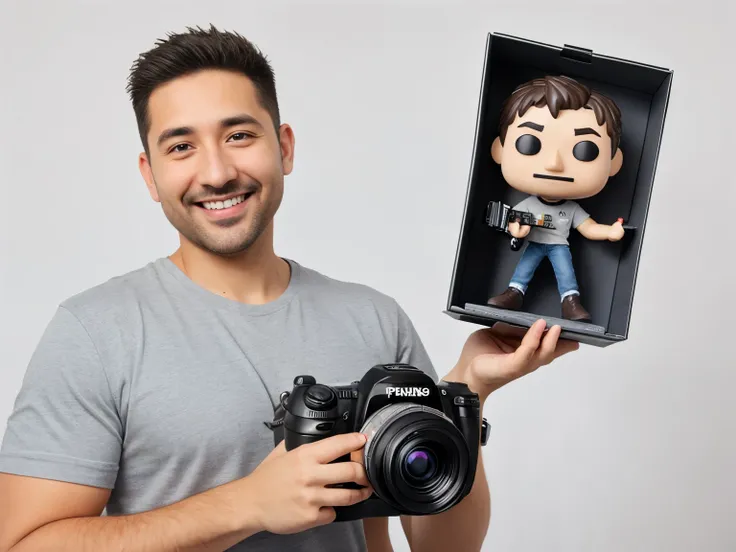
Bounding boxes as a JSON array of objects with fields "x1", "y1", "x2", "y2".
[
  {"x1": 561, "y1": 294, "x2": 591, "y2": 322},
  {"x1": 487, "y1": 287, "x2": 524, "y2": 310}
]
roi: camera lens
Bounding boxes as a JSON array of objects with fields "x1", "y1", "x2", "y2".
[
  {"x1": 404, "y1": 448, "x2": 437, "y2": 481},
  {"x1": 360, "y1": 403, "x2": 472, "y2": 516}
]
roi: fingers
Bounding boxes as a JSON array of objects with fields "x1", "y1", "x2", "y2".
[
  {"x1": 490, "y1": 322, "x2": 527, "y2": 340},
  {"x1": 316, "y1": 506, "x2": 337, "y2": 526},
  {"x1": 511, "y1": 318, "x2": 546, "y2": 366},
  {"x1": 535, "y1": 324, "x2": 562, "y2": 365},
  {"x1": 306, "y1": 433, "x2": 367, "y2": 464},
  {"x1": 319, "y1": 486, "x2": 374, "y2": 508},
  {"x1": 553, "y1": 337, "x2": 580, "y2": 358},
  {"x1": 316, "y1": 461, "x2": 371, "y2": 488}
]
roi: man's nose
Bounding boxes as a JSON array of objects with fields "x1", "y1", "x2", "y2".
[
  {"x1": 544, "y1": 149, "x2": 564, "y2": 172},
  {"x1": 199, "y1": 148, "x2": 238, "y2": 188}
]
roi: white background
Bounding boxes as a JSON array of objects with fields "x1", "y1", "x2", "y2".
[{"x1": 1, "y1": 1, "x2": 734, "y2": 550}]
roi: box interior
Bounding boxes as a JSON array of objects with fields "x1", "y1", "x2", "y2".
[{"x1": 446, "y1": 33, "x2": 672, "y2": 344}]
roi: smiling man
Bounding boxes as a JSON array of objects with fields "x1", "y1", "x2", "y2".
[
  {"x1": 486, "y1": 75, "x2": 625, "y2": 322},
  {"x1": 0, "y1": 26, "x2": 578, "y2": 552}
]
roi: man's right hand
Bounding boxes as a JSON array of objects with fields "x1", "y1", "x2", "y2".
[
  {"x1": 242, "y1": 432, "x2": 373, "y2": 535},
  {"x1": 508, "y1": 221, "x2": 531, "y2": 239}
]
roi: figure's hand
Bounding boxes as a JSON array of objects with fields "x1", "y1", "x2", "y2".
[
  {"x1": 449, "y1": 319, "x2": 579, "y2": 400},
  {"x1": 508, "y1": 221, "x2": 531, "y2": 239},
  {"x1": 608, "y1": 218, "x2": 625, "y2": 241},
  {"x1": 243, "y1": 433, "x2": 373, "y2": 535}
]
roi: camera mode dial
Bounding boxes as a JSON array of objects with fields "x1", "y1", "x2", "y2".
[{"x1": 304, "y1": 384, "x2": 337, "y2": 411}]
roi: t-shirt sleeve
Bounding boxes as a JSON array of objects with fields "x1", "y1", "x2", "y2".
[
  {"x1": 572, "y1": 202, "x2": 591, "y2": 228},
  {"x1": 393, "y1": 300, "x2": 439, "y2": 382},
  {"x1": 0, "y1": 306, "x2": 122, "y2": 489}
]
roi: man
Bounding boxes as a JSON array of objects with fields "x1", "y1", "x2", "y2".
[
  {"x1": 0, "y1": 25, "x2": 577, "y2": 552},
  {"x1": 486, "y1": 75, "x2": 626, "y2": 322}
]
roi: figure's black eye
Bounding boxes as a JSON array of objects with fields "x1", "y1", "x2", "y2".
[
  {"x1": 573, "y1": 140, "x2": 599, "y2": 162},
  {"x1": 515, "y1": 134, "x2": 541, "y2": 155}
]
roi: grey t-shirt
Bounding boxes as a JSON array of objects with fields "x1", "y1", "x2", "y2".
[
  {"x1": 0, "y1": 257, "x2": 437, "y2": 551},
  {"x1": 513, "y1": 196, "x2": 590, "y2": 245}
]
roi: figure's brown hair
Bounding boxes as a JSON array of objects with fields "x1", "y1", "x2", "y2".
[{"x1": 498, "y1": 75, "x2": 622, "y2": 157}]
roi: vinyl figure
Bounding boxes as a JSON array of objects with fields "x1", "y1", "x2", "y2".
[{"x1": 486, "y1": 75, "x2": 625, "y2": 322}]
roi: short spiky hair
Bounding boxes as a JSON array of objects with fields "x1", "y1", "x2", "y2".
[{"x1": 126, "y1": 24, "x2": 280, "y2": 155}]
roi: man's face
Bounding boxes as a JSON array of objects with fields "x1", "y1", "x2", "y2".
[
  {"x1": 139, "y1": 69, "x2": 294, "y2": 256},
  {"x1": 491, "y1": 105, "x2": 622, "y2": 200}
]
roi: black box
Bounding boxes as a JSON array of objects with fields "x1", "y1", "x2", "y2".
[{"x1": 445, "y1": 32, "x2": 673, "y2": 347}]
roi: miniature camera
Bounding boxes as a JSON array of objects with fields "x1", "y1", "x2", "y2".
[{"x1": 268, "y1": 364, "x2": 489, "y2": 522}]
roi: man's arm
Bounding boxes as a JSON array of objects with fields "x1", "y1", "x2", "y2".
[
  {"x1": 0, "y1": 472, "x2": 260, "y2": 552},
  {"x1": 363, "y1": 517, "x2": 394, "y2": 552},
  {"x1": 396, "y1": 392, "x2": 490, "y2": 552},
  {"x1": 392, "y1": 320, "x2": 578, "y2": 552},
  {"x1": 1, "y1": 433, "x2": 375, "y2": 552}
]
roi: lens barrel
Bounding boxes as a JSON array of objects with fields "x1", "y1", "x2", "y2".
[{"x1": 361, "y1": 403, "x2": 471, "y2": 515}]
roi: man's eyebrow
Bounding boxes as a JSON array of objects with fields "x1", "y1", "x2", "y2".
[
  {"x1": 157, "y1": 114, "x2": 263, "y2": 147},
  {"x1": 221, "y1": 114, "x2": 262, "y2": 129},
  {"x1": 518, "y1": 121, "x2": 544, "y2": 132},
  {"x1": 574, "y1": 127, "x2": 601, "y2": 137}
]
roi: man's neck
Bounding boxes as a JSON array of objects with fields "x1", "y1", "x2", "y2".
[{"x1": 169, "y1": 228, "x2": 291, "y2": 305}]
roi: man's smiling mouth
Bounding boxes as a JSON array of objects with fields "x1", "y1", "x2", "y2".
[
  {"x1": 194, "y1": 191, "x2": 255, "y2": 211},
  {"x1": 533, "y1": 174, "x2": 574, "y2": 182}
]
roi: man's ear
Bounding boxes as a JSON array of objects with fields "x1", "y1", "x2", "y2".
[
  {"x1": 609, "y1": 147, "x2": 623, "y2": 177},
  {"x1": 491, "y1": 136, "x2": 503, "y2": 165},
  {"x1": 278, "y1": 123, "x2": 295, "y2": 175},
  {"x1": 138, "y1": 152, "x2": 160, "y2": 202}
]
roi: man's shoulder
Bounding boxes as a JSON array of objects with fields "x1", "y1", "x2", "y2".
[
  {"x1": 293, "y1": 260, "x2": 401, "y2": 313},
  {"x1": 58, "y1": 259, "x2": 165, "y2": 327}
]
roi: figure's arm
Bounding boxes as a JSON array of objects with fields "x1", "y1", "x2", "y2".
[
  {"x1": 508, "y1": 198, "x2": 532, "y2": 238},
  {"x1": 576, "y1": 217, "x2": 624, "y2": 241},
  {"x1": 508, "y1": 221, "x2": 531, "y2": 239}
]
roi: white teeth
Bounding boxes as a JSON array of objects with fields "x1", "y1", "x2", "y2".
[{"x1": 203, "y1": 194, "x2": 246, "y2": 210}]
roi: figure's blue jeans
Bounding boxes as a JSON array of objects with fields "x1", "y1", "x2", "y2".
[{"x1": 509, "y1": 242, "x2": 579, "y2": 300}]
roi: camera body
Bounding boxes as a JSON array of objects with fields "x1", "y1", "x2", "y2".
[{"x1": 270, "y1": 364, "x2": 489, "y2": 522}]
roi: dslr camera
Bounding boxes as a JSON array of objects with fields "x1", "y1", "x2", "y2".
[{"x1": 269, "y1": 364, "x2": 489, "y2": 522}]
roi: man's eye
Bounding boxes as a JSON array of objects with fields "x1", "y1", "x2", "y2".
[
  {"x1": 515, "y1": 134, "x2": 541, "y2": 155},
  {"x1": 172, "y1": 144, "x2": 190, "y2": 153},
  {"x1": 229, "y1": 132, "x2": 252, "y2": 141},
  {"x1": 573, "y1": 140, "x2": 599, "y2": 162}
]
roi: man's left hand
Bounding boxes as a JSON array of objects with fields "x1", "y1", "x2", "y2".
[{"x1": 451, "y1": 319, "x2": 579, "y2": 401}]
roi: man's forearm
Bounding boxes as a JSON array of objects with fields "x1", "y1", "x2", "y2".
[
  {"x1": 402, "y1": 405, "x2": 491, "y2": 552},
  {"x1": 10, "y1": 478, "x2": 261, "y2": 552}
]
